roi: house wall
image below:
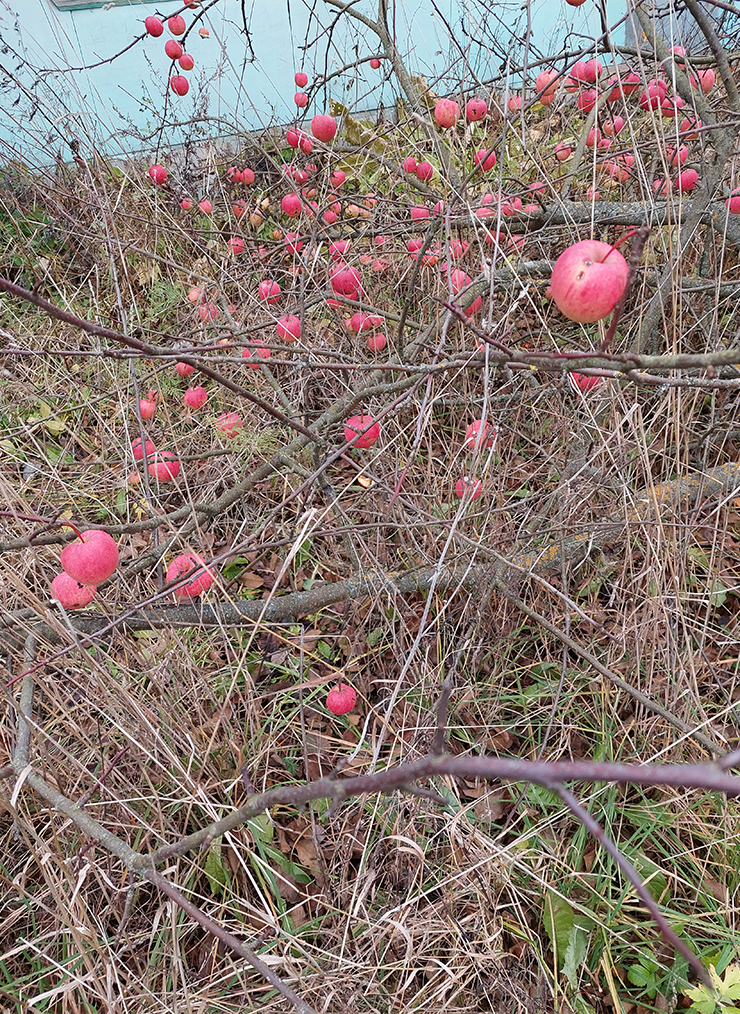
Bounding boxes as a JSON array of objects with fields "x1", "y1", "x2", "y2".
[{"x1": 0, "y1": 0, "x2": 654, "y2": 166}]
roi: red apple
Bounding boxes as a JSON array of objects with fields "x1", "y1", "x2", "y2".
[
  {"x1": 51, "y1": 572, "x2": 96, "y2": 609},
  {"x1": 168, "y1": 14, "x2": 186, "y2": 34},
  {"x1": 676, "y1": 168, "x2": 699, "y2": 192},
  {"x1": 281, "y1": 193, "x2": 302, "y2": 217},
  {"x1": 148, "y1": 452, "x2": 180, "y2": 481},
  {"x1": 294, "y1": 92, "x2": 308, "y2": 107},
  {"x1": 661, "y1": 94, "x2": 683, "y2": 118},
  {"x1": 577, "y1": 89, "x2": 598, "y2": 113},
  {"x1": 61, "y1": 530, "x2": 119, "y2": 585},
  {"x1": 139, "y1": 397, "x2": 156, "y2": 419},
  {"x1": 549, "y1": 239, "x2": 629, "y2": 323},
  {"x1": 454, "y1": 476, "x2": 483, "y2": 500},
  {"x1": 165, "y1": 39, "x2": 183, "y2": 59},
  {"x1": 330, "y1": 264, "x2": 362, "y2": 297},
  {"x1": 416, "y1": 160, "x2": 434, "y2": 182},
  {"x1": 148, "y1": 164, "x2": 167, "y2": 184},
  {"x1": 198, "y1": 198, "x2": 212, "y2": 213},
  {"x1": 450, "y1": 269, "x2": 481, "y2": 316},
  {"x1": 434, "y1": 98, "x2": 459, "y2": 128},
  {"x1": 464, "y1": 419, "x2": 496, "y2": 450},
  {"x1": 344, "y1": 414, "x2": 379, "y2": 448},
  {"x1": 367, "y1": 333, "x2": 387, "y2": 352},
  {"x1": 555, "y1": 142, "x2": 572, "y2": 161},
  {"x1": 132, "y1": 437, "x2": 156, "y2": 460},
  {"x1": 402, "y1": 156, "x2": 417, "y2": 174},
  {"x1": 241, "y1": 167, "x2": 255, "y2": 184},
  {"x1": 144, "y1": 15, "x2": 164, "y2": 36},
  {"x1": 329, "y1": 239, "x2": 351, "y2": 260},
  {"x1": 536, "y1": 69, "x2": 558, "y2": 105},
  {"x1": 326, "y1": 682, "x2": 356, "y2": 715},
  {"x1": 180, "y1": 198, "x2": 193, "y2": 210},
  {"x1": 640, "y1": 80, "x2": 666, "y2": 110},
  {"x1": 619, "y1": 70, "x2": 641, "y2": 95},
  {"x1": 277, "y1": 314, "x2": 301, "y2": 342},
  {"x1": 569, "y1": 371, "x2": 603, "y2": 392},
  {"x1": 170, "y1": 75, "x2": 189, "y2": 96},
  {"x1": 679, "y1": 116, "x2": 702, "y2": 140},
  {"x1": 311, "y1": 114, "x2": 337, "y2": 142},
  {"x1": 215, "y1": 412, "x2": 243, "y2": 437},
  {"x1": 166, "y1": 553, "x2": 214, "y2": 598},
  {"x1": 197, "y1": 302, "x2": 218, "y2": 322},
  {"x1": 474, "y1": 148, "x2": 496, "y2": 171},
  {"x1": 258, "y1": 279, "x2": 281, "y2": 303},
  {"x1": 294, "y1": 71, "x2": 308, "y2": 87},
  {"x1": 466, "y1": 97, "x2": 487, "y2": 121},
  {"x1": 242, "y1": 342, "x2": 271, "y2": 369},
  {"x1": 727, "y1": 190, "x2": 740, "y2": 214},
  {"x1": 507, "y1": 95, "x2": 522, "y2": 113},
  {"x1": 184, "y1": 386, "x2": 208, "y2": 409},
  {"x1": 667, "y1": 145, "x2": 688, "y2": 167},
  {"x1": 370, "y1": 57, "x2": 381, "y2": 69},
  {"x1": 178, "y1": 53, "x2": 194, "y2": 71}
]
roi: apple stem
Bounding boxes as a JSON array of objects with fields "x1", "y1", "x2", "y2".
[
  {"x1": 606, "y1": 228, "x2": 640, "y2": 256},
  {"x1": 61, "y1": 522, "x2": 86, "y2": 542}
]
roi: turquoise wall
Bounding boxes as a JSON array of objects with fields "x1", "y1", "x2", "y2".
[{"x1": 0, "y1": 0, "x2": 629, "y2": 164}]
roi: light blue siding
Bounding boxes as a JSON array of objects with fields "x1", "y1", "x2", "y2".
[{"x1": 1, "y1": 0, "x2": 630, "y2": 163}]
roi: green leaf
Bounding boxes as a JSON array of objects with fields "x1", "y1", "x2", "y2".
[
  {"x1": 204, "y1": 842, "x2": 228, "y2": 896},
  {"x1": 247, "y1": 812, "x2": 274, "y2": 843},
  {"x1": 222, "y1": 555, "x2": 251, "y2": 580},
  {"x1": 685, "y1": 985, "x2": 718, "y2": 1014},
  {"x1": 628, "y1": 957, "x2": 659, "y2": 996},
  {"x1": 543, "y1": 894, "x2": 594, "y2": 975},
  {"x1": 561, "y1": 922, "x2": 591, "y2": 988}
]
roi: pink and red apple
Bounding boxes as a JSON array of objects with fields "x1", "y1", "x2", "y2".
[
  {"x1": 311, "y1": 115, "x2": 337, "y2": 142},
  {"x1": 148, "y1": 452, "x2": 181, "y2": 481},
  {"x1": 277, "y1": 314, "x2": 301, "y2": 342},
  {"x1": 51, "y1": 572, "x2": 97, "y2": 609},
  {"x1": 549, "y1": 239, "x2": 628, "y2": 323},
  {"x1": 61, "y1": 530, "x2": 119, "y2": 585},
  {"x1": 434, "y1": 98, "x2": 459, "y2": 128},
  {"x1": 166, "y1": 553, "x2": 214, "y2": 599}
]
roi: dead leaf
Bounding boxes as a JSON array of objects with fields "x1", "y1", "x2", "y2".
[{"x1": 239, "y1": 571, "x2": 265, "y2": 589}]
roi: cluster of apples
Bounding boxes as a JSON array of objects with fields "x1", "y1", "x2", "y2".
[
  {"x1": 144, "y1": 13, "x2": 199, "y2": 97},
  {"x1": 532, "y1": 51, "x2": 714, "y2": 194},
  {"x1": 50, "y1": 529, "x2": 215, "y2": 608},
  {"x1": 50, "y1": 529, "x2": 119, "y2": 610}
]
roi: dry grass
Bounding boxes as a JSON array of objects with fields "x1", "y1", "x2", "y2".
[{"x1": 2, "y1": 27, "x2": 740, "y2": 1014}]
